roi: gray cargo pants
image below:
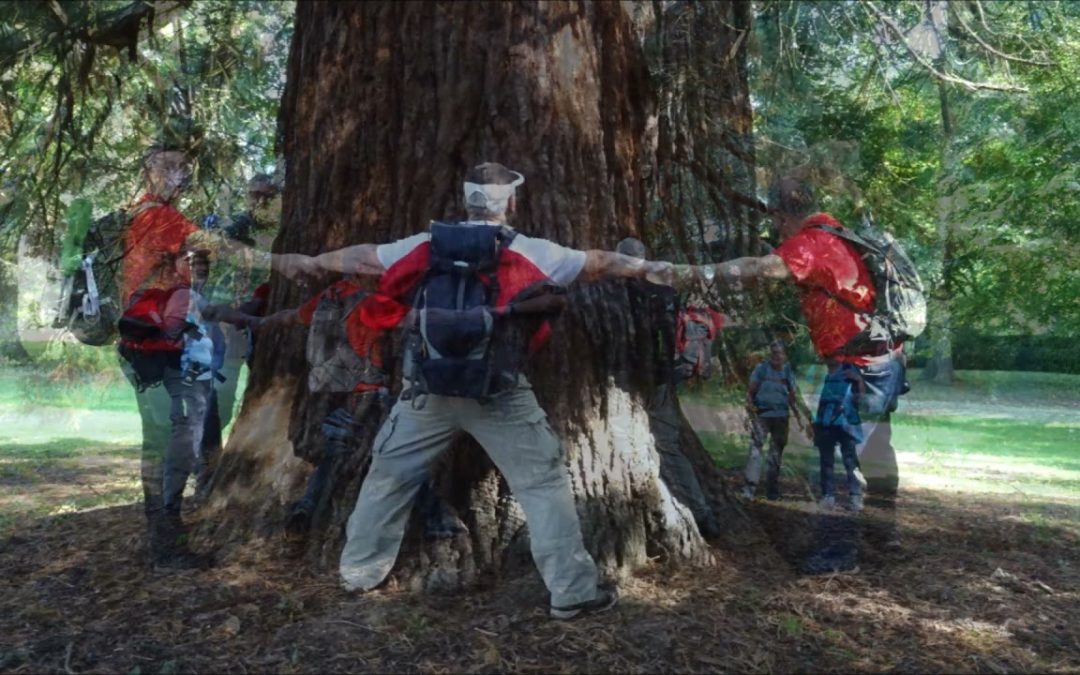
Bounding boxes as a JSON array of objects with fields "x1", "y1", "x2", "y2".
[
  {"x1": 339, "y1": 378, "x2": 600, "y2": 608},
  {"x1": 121, "y1": 361, "x2": 211, "y2": 518}
]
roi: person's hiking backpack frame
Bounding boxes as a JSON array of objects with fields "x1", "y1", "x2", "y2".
[
  {"x1": 675, "y1": 304, "x2": 724, "y2": 381},
  {"x1": 307, "y1": 285, "x2": 388, "y2": 395}
]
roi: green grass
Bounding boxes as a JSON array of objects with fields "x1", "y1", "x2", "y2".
[
  {"x1": 0, "y1": 358, "x2": 248, "y2": 535},
  {"x1": 0, "y1": 366, "x2": 137, "y2": 412},
  {"x1": 690, "y1": 369, "x2": 1080, "y2": 504}
]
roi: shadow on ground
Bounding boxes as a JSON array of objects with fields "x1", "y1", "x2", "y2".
[{"x1": 0, "y1": 478, "x2": 1077, "y2": 673}]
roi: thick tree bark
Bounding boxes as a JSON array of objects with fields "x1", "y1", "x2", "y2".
[{"x1": 202, "y1": 1, "x2": 752, "y2": 591}]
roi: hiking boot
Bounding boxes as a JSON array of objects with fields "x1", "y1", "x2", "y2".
[
  {"x1": 740, "y1": 484, "x2": 756, "y2": 501},
  {"x1": 881, "y1": 533, "x2": 904, "y2": 553},
  {"x1": 153, "y1": 548, "x2": 210, "y2": 572},
  {"x1": 853, "y1": 467, "x2": 868, "y2": 491},
  {"x1": 424, "y1": 510, "x2": 467, "y2": 539},
  {"x1": 286, "y1": 501, "x2": 313, "y2": 536},
  {"x1": 848, "y1": 494, "x2": 864, "y2": 513},
  {"x1": 818, "y1": 495, "x2": 835, "y2": 511},
  {"x1": 550, "y1": 586, "x2": 619, "y2": 620},
  {"x1": 696, "y1": 514, "x2": 723, "y2": 541},
  {"x1": 765, "y1": 480, "x2": 781, "y2": 501}
]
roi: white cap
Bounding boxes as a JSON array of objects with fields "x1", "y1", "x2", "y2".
[{"x1": 463, "y1": 170, "x2": 525, "y2": 215}]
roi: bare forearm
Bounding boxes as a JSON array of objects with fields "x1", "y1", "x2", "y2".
[
  {"x1": 186, "y1": 230, "x2": 273, "y2": 271},
  {"x1": 665, "y1": 254, "x2": 790, "y2": 293},
  {"x1": 580, "y1": 250, "x2": 668, "y2": 282},
  {"x1": 312, "y1": 244, "x2": 383, "y2": 276},
  {"x1": 258, "y1": 308, "x2": 299, "y2": 330}
]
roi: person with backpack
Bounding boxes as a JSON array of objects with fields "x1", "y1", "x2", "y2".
[
  {"x1": 276, "y1": 162, "x2": 674, "y2": 619},
  {"x1": 654, "y1": 176, "x2": 924, "y2": 568},
  {"x1": 208, "y1": 275, "x2": 467, "y2": 540},
  {"x1": 813, "y1": 357, "x2": 866, "y2": 512},
  {"x1": 117, "y1": 145, "x2": 292, "y2": 569},
  {"x1": 117, "y1": 245, "x2": 220, "y2": 569},
  {"x1": 740, "y1": 341, "x2": 813, "y2": 501},
  {"x1": 194, "y1": 173, "x2": 281, "y2": 501},
  {"x1": 674, "y1": 304, "x2": 726, "y2": 381}
]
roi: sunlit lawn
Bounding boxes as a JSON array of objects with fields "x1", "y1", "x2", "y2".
[
  {"x1": 690, "y1": 368, "x2": 1080, "y2": 507},
  {"x1": 0, "y1": 361, "x2": 247, "y2": 534},
  {"x1": 2, "y1": 358, "x2": 1077, "y2": 534}
]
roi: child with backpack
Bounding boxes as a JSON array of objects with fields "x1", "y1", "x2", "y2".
[{"x1": 813, "y1": 358, "x2": 865, "y2": 512}]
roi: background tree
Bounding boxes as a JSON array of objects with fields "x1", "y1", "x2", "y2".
[{"x1": 748, "y1": 0, "x2": 1075, "y2": 375}]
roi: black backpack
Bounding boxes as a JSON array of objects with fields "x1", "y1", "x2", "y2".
[
  {"x1": 813, "y1": 220, "x2": 926, "y2": 355},
  {"x1": 402, "y1": 222, "x2": 516, "y2": 400}
]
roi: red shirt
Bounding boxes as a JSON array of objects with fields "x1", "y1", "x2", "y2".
[
  {"x1": 297, "y1": 279, "x2": 384, "y2": 390},
  {"x1": 774, "y1": 213, "x2": 877, "y2": 364},
  {"x1": 121, "y1": 194, "x2": 199, "y2": 306}
]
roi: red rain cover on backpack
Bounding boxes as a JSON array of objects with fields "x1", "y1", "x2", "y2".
[{"x1": 676, "y1": 306, "x2": 725, "y2": 379}]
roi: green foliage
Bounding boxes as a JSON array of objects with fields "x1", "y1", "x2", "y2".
[
  {"x1": 749, "y1": 0, "x2": 1080, "y2": 349},
  {"x1": 0, "y1": 1, "x2": 293, "y2": 252}
]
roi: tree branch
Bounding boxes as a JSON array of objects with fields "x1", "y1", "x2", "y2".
[
  {"x1": 951, "y1": 3, "x2": 1053, "y2": 67},
  {"x1": 863, "y1": 1, "x2": 1028, "y2": 93}
]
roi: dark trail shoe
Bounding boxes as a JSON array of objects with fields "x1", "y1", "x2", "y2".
[
  {"x1": 286, "y1": 501, "x2": 313, "y2": 536},
  {"x1": 550, "y1": 586, "x2": 619, "y2": 620},
  {"x1": 799, "y1": 543, "x2": 857, "y2": 575},
  {"x1": 696, "y1": 515, "x2": 723, "y2": 541}
]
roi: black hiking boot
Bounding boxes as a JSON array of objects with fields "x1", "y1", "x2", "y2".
[
  {"x1": 550, "y1": 585, "x2": 619, "y2": 620},
  {"x1": 286, "y1": 501, "x2": 314, "y2": 537},
  {"x1": 424, "y1": 509, "x2": 467, "y2": 539},
  {"x1": 799, "y1": 543, "x2": 858, "y2": 575},
  {"x1": 149, "y1": 515, "x2": 209, "y2": 571},
  {"x1": 696, "y1": 514, "x2": 723, "y2": 541},
  {"x1": 153, "y1": 547, "x2": 211, "y2": 571}
]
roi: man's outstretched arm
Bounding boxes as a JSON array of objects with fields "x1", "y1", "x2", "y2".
[
  {"x1": 579, "y1": 250, "x2": 673, "y2": 283},
  {"x1": 578, "y1": 250, "x2": 789, "y2": 290},
  {"x1": 661, "y1": 254, "x2": 791, "y2": 292},
  {"x1": 275, "y1": 244, "x2": 385, "y2": 281}
]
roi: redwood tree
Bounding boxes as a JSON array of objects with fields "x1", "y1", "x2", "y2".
[{"x1": 201, "y1": 1, "x2": 755, "y2": 592}]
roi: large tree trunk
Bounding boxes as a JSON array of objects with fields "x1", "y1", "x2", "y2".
[{"x1": 201, "y1": 1, "x2": 751, "y2": 592}]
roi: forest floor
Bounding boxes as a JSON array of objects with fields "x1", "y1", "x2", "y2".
[{"x1": 1, "y1": 367, "x2": 1079, "y2": 673}]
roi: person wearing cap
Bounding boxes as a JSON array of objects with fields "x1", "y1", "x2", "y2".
[
  {"x1": 277, "y1": 162, "x2": 673, "y2": 620},
  {"x1": 196, "y1": 173, "x2": 283, "y2": 499}
]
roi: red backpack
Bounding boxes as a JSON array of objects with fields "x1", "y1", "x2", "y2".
[
  {"x1": 118, "y1": 287, "x2": 184, "y2": 351},
  {"x1": 675, "y1": 306, "x2": 725, "y2": 380}
]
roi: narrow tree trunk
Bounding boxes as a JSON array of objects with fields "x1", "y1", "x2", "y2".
[
  {"x1": 202, "y1": 1, "x2": 750, "y2": 591},
  {"x1": 925, "y1": 78, "x2": 956, "y2": 384},
  {"x1": 0, "y1": 250, "x2": 31, "y2": 361}
]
